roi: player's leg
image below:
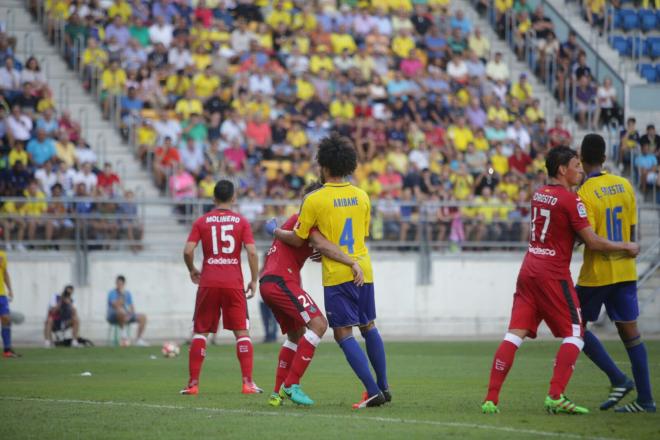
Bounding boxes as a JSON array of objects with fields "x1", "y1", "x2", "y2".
[
  {"x1": 182, "y1": 287, "x2": 220, "y2": 395},
  {"x1": 484, "y1": 275, "x2": 542, "y2": 412},
  {"x1": 1, "y1": 296, "x2": 19, "y2": 357},
  {"x1": 577, "y1": 284, "x2": 632, "y2": 410},
  {"x1": 223, "y1": 288, "x2": 261, "y2": 393},
  {"x1": 274, "y1": 330, "x2": 303, "y2": 393},
  {"x1": 44, "y1": 314, "x2": 54, "y2": 348},
  {"x1": 614, "y1": 320, "x2": 656, "y2": 412},
  {"x1": 284, "y1": 315, "x2": 326, "y2": 388},
  {"x1": 542, "y1": 280, "x2": 588, "y2": 414},
  {"x1": 357, "y1": 284, "x2": 389, "y2": 398},
  {"x1": 327, "y1": 283, "x2": 383, "y2": 408}
]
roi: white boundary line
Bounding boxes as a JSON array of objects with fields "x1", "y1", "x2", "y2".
[{"x1": 0, "y1": 396, "x2": 623, "y2": 440}]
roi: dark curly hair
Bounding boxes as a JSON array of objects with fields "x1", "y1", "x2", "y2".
[
  {"x1": 546, "y1": 146, "x2": 577, "y2": 178},
  {"x1": 316, "y1": 133, "x2": 357, "y2": 178},
  {"x1": 580, "y1": 133, "x2": 606, "y2": 165}
]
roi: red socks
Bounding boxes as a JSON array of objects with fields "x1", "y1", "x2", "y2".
[
  {"x1": 274, "y1": 340, "x2": 297, "y2": 392},
  {"x1": 284, "y1": 330, "x2": 320, "y2": 388},
  {"x1": 188, "y1": 335, "x2": 207, "y2": 387},
  {"x1": 549, "y1": 338, "x2": 583, "y2": 399},
  {"x1": 485, "y1": 334, "x2": 522, "y2": 404},
  {"x1": 236, "y1": 337, "x2": 254, "y2": 384}
]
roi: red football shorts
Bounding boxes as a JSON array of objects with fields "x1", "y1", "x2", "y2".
[
  {"x1": 259, "y1": 275, "x2": 324, "y2": 335},
  {"x1": 508, "y1": 274, "x2": 583, "y2": 339},
  {"x1": 193, "y1": 287, "x2": 248, "y2": 333}
]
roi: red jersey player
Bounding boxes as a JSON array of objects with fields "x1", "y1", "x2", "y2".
[
  {"x1": 181, "y1": 180, "x2": 262, "y2": 396},
  {"x1": 481, "y1": 147, "x2": 639, "y2": 415},
  {"x1": 261, "y1": 182, "x2": 364, "y2": 407}
]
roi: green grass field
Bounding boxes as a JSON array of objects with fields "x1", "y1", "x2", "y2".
[{"x1": 1, "y1": 341, "x2": 658, "y2": 439}]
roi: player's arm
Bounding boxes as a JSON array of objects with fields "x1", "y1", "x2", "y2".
[
  {"x1": 183, "y1": 241, "x2": 201, "y2": 284},
  {"x1": 4, "y1": 265, "x2": 12, "y2": 301},
  {"x1": 309, "y1": 230, "x2": 364, "y2": 286},
  {"x1": 576, "y1": 227, "x2": 639, "y2": 257},
  {"x1": 279, "y1": 196, "x2": 317, "y2": 248},
  {"x1": 244, "y1": 243, "x2": 259, "y2": 299},
  {"x1": 274, "y1": 228, "x2": 306, "y2": 248}
]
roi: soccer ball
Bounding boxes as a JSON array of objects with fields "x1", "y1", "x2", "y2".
[{"x1": 161, "y1": 342, "x2": 180, "y2": 358}]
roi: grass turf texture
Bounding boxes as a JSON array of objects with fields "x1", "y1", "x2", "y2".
[{"x1": 1, "y1": 341, "x2": 658, "y2": 440}]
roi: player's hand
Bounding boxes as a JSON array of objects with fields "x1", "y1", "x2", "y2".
[
  {"x1": 189, "y1": 267, "x2": 201, "y2": 284},
  {"x1": 265, "y1": 218, "x2": 278, "y2": 236},
  {"x1": 624, "y1": 242, "x2": 640, "y2": 258},
  {"x1": 245, "y1": 280, "x2": 257, "y2": 299},
  {"x1": 351, "y1": 262, "x2": 364, "y2": 287},
  {"x1": 310, "y1": 250, "x2": 322, "y2": 262}
]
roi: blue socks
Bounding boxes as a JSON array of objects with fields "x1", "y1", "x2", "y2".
[
  {"x1": 363, "y1": 327, "x2": 389, "y2": 391},
  {"x1": 624, "y1": 337, "x2": 654, "y2": 404},
  {"x1": 583, "y1": 330, "x2": 627, "y2": 386},
  {"x1": 1, "y1": 325, "x2": 10, "y2": 352},
  {"x1": 338, "y1": 335, "x2": 380, "y2": 397}
]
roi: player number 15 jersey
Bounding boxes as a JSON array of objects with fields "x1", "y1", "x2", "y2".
[{"x1": 187, "y1": 209, "x2": 255, "y2": 289}]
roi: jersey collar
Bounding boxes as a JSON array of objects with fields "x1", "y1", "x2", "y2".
[
  {"x1": 586, "y1": 170, "x2": 606, "y2": 180},
  {"x1": 324, "y1": 182, "x2": 351, "y2": 187}
]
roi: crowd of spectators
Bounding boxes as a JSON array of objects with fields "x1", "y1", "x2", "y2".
[
  {"x1": 0, "y1": 24, "x2": 142, "y2": 250},
  {"x1": 488, "y1": 1, "x2": 625, "y2": 131},
  {"x1": 37, "y1": 0, "x2": 590, "y2": 246}
]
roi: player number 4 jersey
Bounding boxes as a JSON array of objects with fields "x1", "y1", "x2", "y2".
[
  {"x1": 187, "y1": 209, "x2": 255, "y2": 289},
  {"x1": 520, "y1": 185, "x2": 591, "y2": 279},
  {"x1": 577, "y1": 172, "x2": 637, "y2": 286}
]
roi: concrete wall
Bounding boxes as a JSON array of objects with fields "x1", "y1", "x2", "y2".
[{"x1": 7, "y1": 252, "x2": 656, "y2": 344}]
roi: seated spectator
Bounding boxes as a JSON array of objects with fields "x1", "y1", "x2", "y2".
[
  {"x1": 74, "y1": 137, "x2": 97, "y2": 166},
  {"x1": 23, "y1": 179, "x2": 47, "y2": 244},
  {"x1": 6, "y1": 105, "x2": 33, "y2": 146},
  {"x1": 595, "y1": 77, "x2": 620, "y2": 128},
  {"x1": 55, "y1": 130, "x2": 76, "y2": 167},
  {"x1": 8, "y1": 141, "x2": 28, "y2": 169},
  {"x1": 74, "y1": 162, "x2": 98, "y2": 194},
  {"x1": 106, "y1": 275, "x2": 148, "y2": 346},
  {"x1": 548, "y1": 116, "x2": 571, "y2": 148},
  {"x1": 180, "y1": 137, "x2": 205, "y2": 179},
  {"x1": 118, "y1": 190, "x2": 143, "y2": 252},
  {"x1": 45, "y1": 183, "x2": 74, "y2": 242},
  {"x1": 635, "y1": 140, "x2": 658, "y2": 193},
  {"x1": 485, "y1": 51, "x2": 509, "y2": 83},
  {"x1": 575, "y1": 75, "x2": 597, "y2": 129},
  {"x1": 100, "y1": 60, "x2": 127, "y2": 119},
  {"x1": 1, "y1": 188, "x2": 26, "y2": 250},
  {"x1": 44, "y1": 285, "x2": 81, "y2": 348},
  {"x1": 12, "y1": 82, "x2": 40, "y2": 114},
  {"x1": 34, "y1": 160, "x2": 57, "y2": 196},
  {"x1": 119, "y1": 86, "x2": 144, "y2": 140},
  {"x1": 640, "y1": 125, "x2": 660, "y2": 161},
  {"x1": 97, "y1": 162, "x2": 121, "y2": 195},
  {"x1": 0, "y1": 58, "x2": 21, "y2": 101},
  {"x1": 27, "y1": 128, "x2": 57, "y2": 167},
  {"x1": 508, "y1": 145, "x2": 533, "y2": 178},
  {"x1": 619, "y1": 117, "x2": 640, "y2": 165},
  {"x1": 153, "y1": 136, "x2": 181, "y2": 191},
  {"x1": 36, "y1": 108, "x2": 58, "y2": 138},
  {"x1": 58, "y1": 110, "x2": 81, "y2": 143}
]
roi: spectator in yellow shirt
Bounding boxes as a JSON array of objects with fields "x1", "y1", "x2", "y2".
[
  {"x1": 8, "y1": 143, "x2": 29, "y2": 168},
  {"x1": 490, "y1": 142, "x2": 509, "y2": 176},
  {"x1": 310, "y1": 46, "x2": 334, "y2": 74},
  {"x1": 165, "y1": 70, "x2": 192, "y2": 103},
  {"x1": 360, "y1": 172, "x2": 383, "y2": 198},
  {"x1": 286, "y1": 122, "x2": 308, "y2": 150},
  {"x1": 295, "y1": 74, "x2": 315, "y2": 101},
  {"x1": 175, "y1": 89, "x2": 203, "y2": 120},
  {"x1": 108, "y1": 0, "x2": 132, "y2": 21},
  {"x1": 192, "y1": 67, "x2": 220, "y2": 99},
  {"x1": 329, "y1": 94, "x2": 355, "y2": 119},
  {"x1": 496, "y1": 172, "x2": 520, "y2": 199},
  {"x1": 292, "y1": 4, "x2": 317, "y2": 32},
  {"x1": 391, "y1": 30, "x2": 415, "y2": 58},
  {"x1": 101, "y1": 60, "x2": 127, "y2": 119},
  {"x1": 524, "y1": 98, "x2": 544, "y2": 123},
  {"x1": 487, "y1": 100, "x2": 508, "y2": 123},
  {"x1": 266, "y1": 2, "x2": 292, "y2": 29},
  {"x1": 192, "y1": 46, "x2": 212, "y2": 71},
  {"x1": 330, "y1": 25, "x2": 357, "y2": 54},
  {"x1": 23, "y1": 180, "x2": 47, "y2": 243},
  {"x1": 509, "y1": 73, "x2": 533, "y2": 106},
  {"x1": 451, "y1": 164, "x2": 474, "y2": 200},
  {"x1": 386, "y1": 0, "x2": 413, "y2": 12},
  {"x1": 448, "y1": 117, "x2": 474, "y2": 152},
  {"x1": 473, "y1": 128, "x2": 490, "y2": 151},
  {"x1": 81, "y1": 38, "x2": 108, "y2": 88}
]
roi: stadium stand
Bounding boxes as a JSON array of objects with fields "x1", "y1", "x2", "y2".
[{"x1": 0, "y1": 0, "x2": 656, "y2": 253}]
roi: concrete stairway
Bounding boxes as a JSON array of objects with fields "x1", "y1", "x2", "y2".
[{"x1": 1, "y1": 0, "x2": 187, "y2": 248}]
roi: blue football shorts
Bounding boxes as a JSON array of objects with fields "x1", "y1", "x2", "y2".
[
  {"x1": 576, "y1": 281, "x2": 639, "y2": 322},
  {"x1": 324, "y1": 282, "x2": 376, "y2": 328},
  {"x1": 0, "y1": 296, "x2": 9, "y2": 316}
]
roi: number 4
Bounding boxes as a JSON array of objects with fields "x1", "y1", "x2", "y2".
[{"x1": 339, "y1": 218, "x2": 355, "y2": 254}]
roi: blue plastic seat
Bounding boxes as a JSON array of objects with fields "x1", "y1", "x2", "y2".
[
  {"x1": 639, "y1": 64, "x2": 657, "y2": 82},
  {"x1": 621, "y1": 9, "x2": 640, "y2": 31},
  {"x1": 656, "y1": 63, "x2": 660, "y2": 80},
  {"x1": 649, "y1": 37, "x2": 660, "y2": 59},
  {"x1": 639, "y1": 9, "x2": 658, "y2": 32},
  {"x1": 609, "y1": 35, "x2": 629, "y2": 56}
]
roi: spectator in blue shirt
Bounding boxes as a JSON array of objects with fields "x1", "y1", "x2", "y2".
[
  {"x1": 450, "y1": 9, "x2": 472, "y2": 35},
  {"x1": 26, "y1": 128, "x2": 56, "y2": 166},
  {"x1": 107, "y1": 275, "x2": 148, "y2": 346},
  {"x1": 635, "y1": 140, "x2": 658, "y2": 192},
  {"x1": 35, "y1": 108, "x2": 59, "y2": 137}
]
